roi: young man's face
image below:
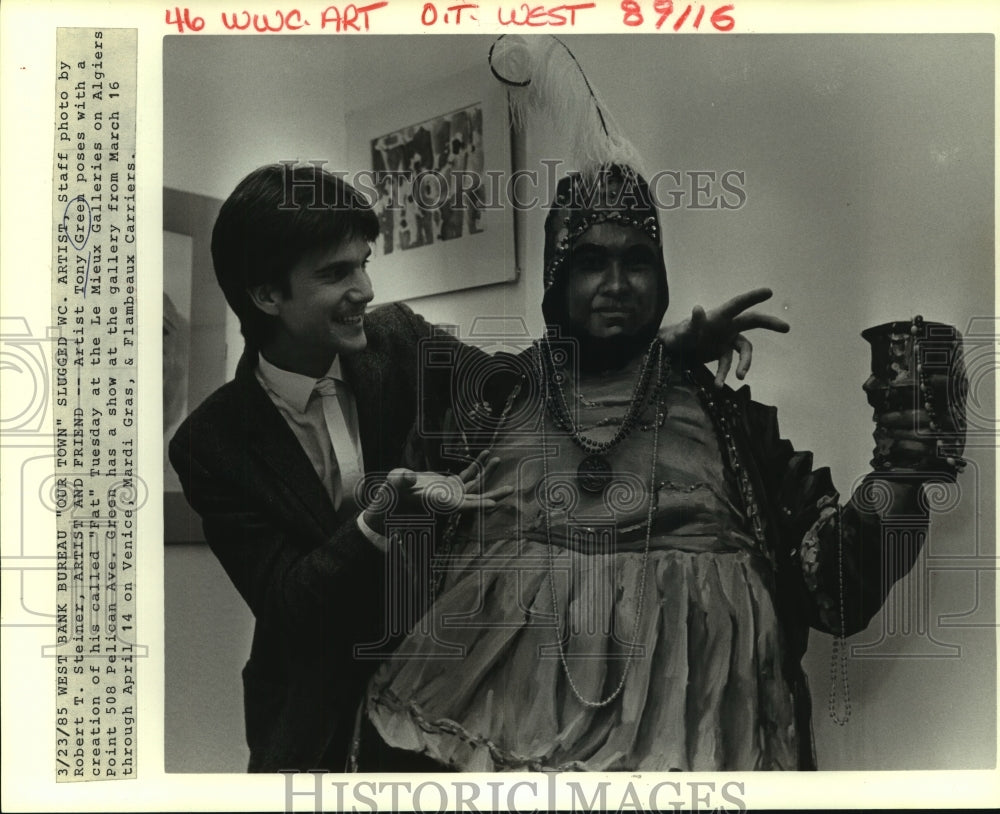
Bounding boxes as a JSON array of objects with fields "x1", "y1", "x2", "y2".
[
  {"x1": 563, "y1": 222, "x2": 661, "y2": 339},
  {"x1": 257, "y1": 237, "x2": 374, "y2": 376}
]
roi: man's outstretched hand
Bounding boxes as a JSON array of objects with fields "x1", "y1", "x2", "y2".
[
  {"x1": 658, "y1": 288, "x2": 791, "y2": 387},
  {"x1": 362, "y1": 450, "x2": 514, "y2": 537}
]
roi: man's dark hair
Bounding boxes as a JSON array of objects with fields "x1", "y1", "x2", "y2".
[{"x1": 211, "y1": 163, "x2": 380, "y2": 348}]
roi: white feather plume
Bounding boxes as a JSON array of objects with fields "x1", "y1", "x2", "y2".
[{"x1": 488, "y1": 35, "x2": 645, "y2": 179}]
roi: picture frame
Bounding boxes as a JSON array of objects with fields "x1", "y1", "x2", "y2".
[
  {"x1": 347, "y1": 64, "x2": 519, "y2": 305},
  {"x1": 162, "y1": 187, "x2": 225, "y2": 544}
]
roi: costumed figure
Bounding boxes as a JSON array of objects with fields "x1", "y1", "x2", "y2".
[{"x1": 358, "y1": 37, "x2": 969, "y2": 772}]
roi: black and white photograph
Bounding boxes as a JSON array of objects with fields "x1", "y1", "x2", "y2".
[
  {"x1": 161, "y1": 31, "x2": 995, "y2": 782},
  {"x1": 0, "y1": 6, "x2": 997, "y2": 812}
]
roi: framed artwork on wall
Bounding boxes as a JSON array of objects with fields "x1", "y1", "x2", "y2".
[{"x1": 347, "y1": 65, "x2": 519, "y2": 305}]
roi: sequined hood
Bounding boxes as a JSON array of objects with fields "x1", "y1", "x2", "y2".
[{"x1": 541, "y1": 165, "x2": 670, "y2": 363}]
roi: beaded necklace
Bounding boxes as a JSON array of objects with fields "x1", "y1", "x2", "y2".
[
  {"x1": 542, "y1": 336, "x2": 669, "y2": 494},
  {"x1": 538, "y1": 337, "x2": 668, "y2": 708}
]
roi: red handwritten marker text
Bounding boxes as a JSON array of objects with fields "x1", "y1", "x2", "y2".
[
  {"x1": 165, "y1": 7, "x2": 206, "y2": 32},
  {"x1": 320, "y1": 2, "x2": 389, "y2": 31},
  {"x1": 220, "y1": 9, "x2": 308, "y2": 31},
  {"x1": 497, "y1": 3, "x2": 596, "y2": 27},
  {"x1": 621, "y1": 1, "x2": 735, "y2": 31},
  {"x1": 420, "y1": 2, "x2": 479, "y2": 26}
]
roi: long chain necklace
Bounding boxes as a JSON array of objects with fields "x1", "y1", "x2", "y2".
[
  {"x1": 542, "y1": 337, "x2": 669, "y2": 493},
  {"x1": 828, "y1": 504, "x2": 852, "y2": 725},
  {"x1": 538, "y1": 340, "x2": 667, "y2": 708}
]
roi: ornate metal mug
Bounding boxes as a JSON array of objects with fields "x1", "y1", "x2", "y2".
[{"x1": 861, "y1": 316, "x2": 968, "y2": 477}]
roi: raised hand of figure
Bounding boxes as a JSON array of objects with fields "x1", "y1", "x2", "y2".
[{"x1": 658, "y1": 287, "x2": 790, "y2": 388}]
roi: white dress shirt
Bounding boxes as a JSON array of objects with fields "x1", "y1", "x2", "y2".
[{"x1": 255, "y1": 353, "x2": 386, "y2": 550}]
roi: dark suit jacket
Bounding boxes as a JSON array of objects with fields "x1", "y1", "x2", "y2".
[{"x1": 168, "y1": 303, "x2": 460, "y2": 772}]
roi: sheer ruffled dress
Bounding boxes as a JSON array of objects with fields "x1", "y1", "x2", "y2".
[{"x1": 366, "y1": 355, "x2": 802, "y2": 771}]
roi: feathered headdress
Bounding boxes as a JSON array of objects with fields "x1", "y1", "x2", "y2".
[
  {"x1": 488, "y1": 35, "x2": 663, "y2": 299},
  {"x1": 488, "y1": 35, "x2": 645, "y2": 178},
  {"x1": 488, "y1": 36, "x2": 668, "y2": 359}
]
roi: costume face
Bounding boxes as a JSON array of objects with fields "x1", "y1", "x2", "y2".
[
  {"x1": 258, "y1": 237, "x2": 373, "y2": 374},
  {"x1": 563, "y1": 222, "x2": 661, "y2": 340}
]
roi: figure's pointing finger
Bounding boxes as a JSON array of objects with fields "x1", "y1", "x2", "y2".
[
  {"x1": 732, "y1": 312, "x2": 791, "y2": 334},
  {"x1": 714, "y1": 348, "x2": 733, "y2": 388},
  {"x1": 720, "y1": 287, "x2": 774, "y2": 317},
  {"x1": 734, "y1": 335, "x2": 753, "y2": 379}
]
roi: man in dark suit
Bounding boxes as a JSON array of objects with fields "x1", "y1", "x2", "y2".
[{"x1": 168, "y1": 164, "x2": 502, "y2": 772}]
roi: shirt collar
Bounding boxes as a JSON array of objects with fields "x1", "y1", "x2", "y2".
[{"x1": 256, "y1": 353, "x2": 343, "y2": 414}]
